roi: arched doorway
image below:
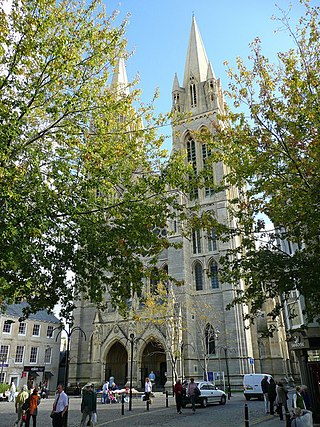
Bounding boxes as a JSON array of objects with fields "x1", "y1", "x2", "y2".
[
  {"x1": 141, "y1": 341, "x2": 166, "y2": 390},
  {"x1": 105, "y1": 342, "x2": 128, "y2": 387}
]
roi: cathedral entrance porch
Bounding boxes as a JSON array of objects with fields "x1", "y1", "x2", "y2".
[
  {"x1": 104, "y1": 341, "x2": 128, "y2": 387},
  {"x1": 140, "y1": 341, "x2": 166, "y2": 391}
]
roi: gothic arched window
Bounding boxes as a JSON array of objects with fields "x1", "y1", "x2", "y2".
[
  {"x1": 186, "y1": 135, "x2": 198, "y2": 200},
  {"x1": 194, "y1": 262, "x2": 203, "y2": 291},
  {"x1": 209, "y1": 260, "x2": 219, "y2": 289},
  {"x1": 190, "y1": 77, "x2": 197, "y2": 107},
  {"x1": 205, "y1": 324, "x2": 216, "y2": 355},
  {"x1": 208, "y1": 228, "x2": 217, "y2": 252}
]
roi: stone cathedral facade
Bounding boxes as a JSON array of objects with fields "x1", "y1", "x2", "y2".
[{"x1": 68, "y1": 17, "x2": 292, "y2": 391}]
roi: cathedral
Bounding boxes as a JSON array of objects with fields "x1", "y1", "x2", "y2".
[{"x1": 68, "y1": 17, "x2": 292, "y2": 391}]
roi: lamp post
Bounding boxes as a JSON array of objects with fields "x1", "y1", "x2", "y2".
[
  {"x1": 55, "y1": 323, "x2": 86, "y2": 427},
  {"x1": 223, "y1": 346, "x2": 231, "y2": 399},
  {"x1": 129, "y1": 333, "x2": 134, "y2": 411}
]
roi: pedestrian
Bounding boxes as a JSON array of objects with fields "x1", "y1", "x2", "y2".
[
  {"x1": 80, "y1": 383, "x2": 97, "y2": 427},
  {"x1": 51, "y1": 384, "x2": 68, "y2": 427},
  {"x1": 187, "y1": 378, "x2": 198, "y2": 414},
  {"x1": 276, "y1": 382, "x2": 288, "y2": 421},
  {"x1": 144, "y1": 377, "x2": 152, "y2": 403},
  {"x1": 291, "y1": 407, "x2": 313, "y2": 427},
  {"x1": 174, "y1": 379, "x2": 183, "y2": 414},
  {"x1": 261, "y1": 375, "x2": 270, "y2": 414},
  {"x1": 268, "y1": 377, "x2": 277, "y2": 415},
  {"x1": 149, "y1": 371, "x2": 156, "y2": 384},
  {"x1": 301, "y1": 386, "x2": 312, "y2": 411},
  {"x1": 101, "y1": 380, "x2": 109, "y2": 404},
  {"x1": 293, "y1": 386, "x2": 306, "y2": 410},
  {"x1": 9, "y1": 382, "x2": 16, "y2": 403},
  {"x1": 25, "y1": 388, "x2": 40, "y2": 427},
  {"x1": 14, "y1": 385, "x2": 29, "y2": 427}
]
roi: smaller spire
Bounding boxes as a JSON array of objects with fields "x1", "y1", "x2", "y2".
[
  {"x1": 207, "y1": 62, "x2": 216, "y2": 80},
  {"x1": 172, "y1": 73, "x2": 180, "y2": 91},
  {"x1": 111, "y1": 57, "x2": 129, "y2": 95}
]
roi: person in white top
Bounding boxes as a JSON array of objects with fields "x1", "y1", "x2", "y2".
[
  {"x1": 144, "y1": 378, "x2": 152, "y2": 403},
  {"x1": 9, "y1": 382, "x2": 16, "y2": 402},
  {"x1": 51, "y1": 384, "x2": 68, "y2": 427}
]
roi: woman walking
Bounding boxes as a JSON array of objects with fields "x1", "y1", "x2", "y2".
[
  {"x1": 174, "y1": 379, "x2": 183, "y2": 414},
  {"x1": 25, "y1": 388, "x2": 40, "y2": 427},
  {"x1": 276, "y1": 382, "x2": 287, "y2": 421}
]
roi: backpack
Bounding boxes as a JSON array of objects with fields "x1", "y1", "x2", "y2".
[
  {"x1": 22, "y1": 397, "x2": 30, "y2": 411},
  {"x1": 194, "y1": 386, "x2": 201, "y2": 397}
]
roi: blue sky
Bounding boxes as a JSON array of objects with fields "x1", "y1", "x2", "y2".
[{"x1": 106, "y1": 0, "x2": 311, "y2": 148}]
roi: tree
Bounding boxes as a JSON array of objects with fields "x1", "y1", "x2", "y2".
[
  {"x1": 133, "y1": 282, "x2": 183, "y2": 382},
  {"x1": 201, "y1": 2, "x2": 320, "y2": 328},
  {"x1": 0, "y1": 0, "x2": 186, "y2": 319},
  {"x1": 185, "y1": 301, "x2": 221, "y2": 381}
]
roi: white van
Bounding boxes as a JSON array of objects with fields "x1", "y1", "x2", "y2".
[{"x1": 243, "y1": 373, "x2": 273, "y2": 400}]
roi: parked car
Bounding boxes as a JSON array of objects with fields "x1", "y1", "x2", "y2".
[
  {"x1": 243, "y1": 373, "x2": 273, "y2": 400},
  {"x1": 182, "y1": 381, "x2": 227, "y2": 408}
]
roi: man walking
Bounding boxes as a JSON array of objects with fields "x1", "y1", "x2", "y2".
[
  {"x1": 80, "y1": 383, "x2": 97, "y2": 427},
  {"x1": 261, "y1": 376, "x2": 270, "y2": 414},
  {"x1": 14, "y1": 385, "x2": 29, "y2": 426},
  {"x1": 101, "y1": 380, "x2": 109, "y2": 404},
  {"x1": 51, "y1": 384, "x2": 68, "y2": 427}
]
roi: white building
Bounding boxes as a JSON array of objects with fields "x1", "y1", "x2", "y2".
[{"x1": 0, "y1": 302, "x2": 61, "y2": 392}]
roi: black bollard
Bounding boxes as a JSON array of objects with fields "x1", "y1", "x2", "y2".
[
  {"x1": 121, "y1": 394, "x2": 125, "y2": 415},
  {"x1": 245, "y1": 403, "x2": 249, "y2": 427},
  {"x1": 285, "y1": 411, "x2": 291, "y2": 427},
  {"x1": 166, "y1": 390, "x2": 169, "y2": 408},
  {"x1": 146, "y1": 398, "x2": 150, "y2": 411}
]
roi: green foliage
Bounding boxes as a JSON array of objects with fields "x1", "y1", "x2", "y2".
[
  {"x1": 0, "y1": 383, "x2": 10, "y2": 393},
  {"x1": 0, "y1": 0, "x2": 187, "y2": 319},
  {"x1": 204, "y1": 2, "x2": 320, "y2": 327}
]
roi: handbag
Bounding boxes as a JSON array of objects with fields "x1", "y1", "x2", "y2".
[
  {"x1": 22, "y1": 413, "x2": 27, "y2": 422},
  {"x1": 91, "y1": 412, "x2": 97, "y2": 424},
  {"x1": 50, "y1": 410, "x2": 54, "y2": 418}
]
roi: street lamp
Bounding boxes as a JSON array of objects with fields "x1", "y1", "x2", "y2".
[
  {"x1": 222, "y1": 347, "x2": 231, "y2": 399},
  {"x1": 55, "y1": 323, "x2": 86, "y2": 391},
  {"x1": 55, "y1": 323, "x2": 86, "y2": 427},
  {"x1": 129, "y1": 333, "x2": 134, "y2": 411}
]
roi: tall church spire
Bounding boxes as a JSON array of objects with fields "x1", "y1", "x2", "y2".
[
  {"x1": 183, "y1": 16, "x2": 209, "y2": 88},
  {"x1": 111, "y1": 57, "x2": 129, "y2": 95}
]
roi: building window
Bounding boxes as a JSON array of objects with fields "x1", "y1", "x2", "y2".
[
  {"x1": 192, "y1": 229, "x2": 202, "y2": 254},
  {"x1": 187, "y1": 136, "x2": 199, "y2": 200},
  {"x1": 0, "y1": 345, "x2": 9, "y2": 363},
  {"x1": 44, "y1": 347, "x2": 52, "y2": 364},
  {"x1": 18, "y1": 322, "x2": 26, "y2": 335},
  {"x1": 202, "y1": 143, "x2": 215, "y2": 197},
  {"x1": 47, "y1": 326, "x2": 54, "y2": 338},
  {"x1": 208, "y1": 228, "x2": 217, "y2": 252},
  {"x1": 205, "y1": 324, "x2": 216, "y2": 355},
  {"x1": 30, "y1": 347, "x2": 38, "y2": 364},
  {"x1": 32, "y1": 324, "x2": 40, "y2": 336},
  {"x1": 210, "y1": 261, "x2": 219, "y2": 289},
  {"x1": 195, "y1": 262, "x2": 203, "y2": 291},
  {"x1": 3, "y1": 321, "x2": 13, "y2": 334},
  {"x1": 190, "y1": 80, "x2": 197, "y2": 107},
  {"x1": 15, "y1": 346, "x2": 24, "y2": 363}
]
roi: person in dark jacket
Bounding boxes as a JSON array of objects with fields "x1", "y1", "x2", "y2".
[
  {"x1": 276, "y1": 382, "x2": 287, "y2": 421},
  {"x1": 268, "y1": 378, "x2": 277, "y2": 415},
  {"x1": 261, "y1": 376, "x2": 270, "y2": 414},
  {"x1": 174, "y1": 379, "x2": 183, "y2": 414},
  {"x1": 80, "y1": 383, "x2": 97, "y2": 427}
]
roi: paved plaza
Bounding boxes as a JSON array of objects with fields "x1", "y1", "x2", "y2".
[{"x1": 0, "y1": 392, "x2": 311, "y2": 427}]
